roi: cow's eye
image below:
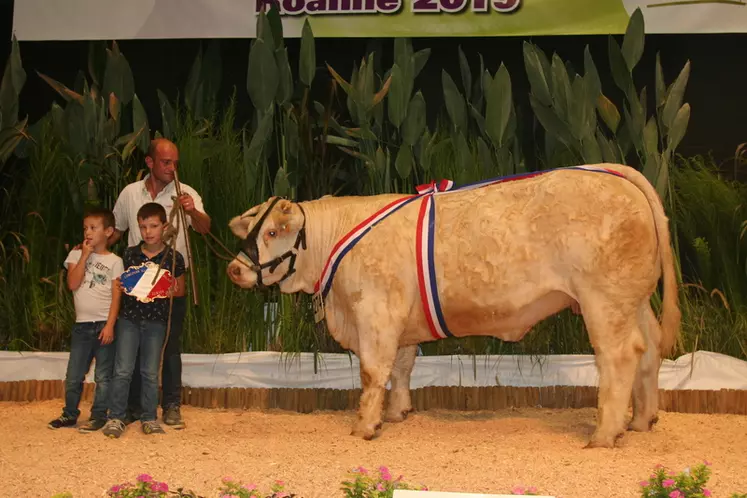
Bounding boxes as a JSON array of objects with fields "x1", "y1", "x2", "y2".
[{"x1": 268, "y1": 230, "x2": 277, "y2": 238}]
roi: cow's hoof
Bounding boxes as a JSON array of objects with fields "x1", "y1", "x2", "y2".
[
  {"x1": 584, "y1": 432, "x2": 624, "y2": 449},
  {"x1": 384, "y1": 407, "x2": 413, "y2": 423},
  {"x1": 628, "y1": 415, "x2": 659, "y2": 433},
  {"x1": 351, "y1": 421, "x2": 382, "y2": 440}
]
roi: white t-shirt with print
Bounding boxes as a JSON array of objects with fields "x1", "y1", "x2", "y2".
[{"x1": 64, "y1": 250, "x2": 125, "y2": 323}]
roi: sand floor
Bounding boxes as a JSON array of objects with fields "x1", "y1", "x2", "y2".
[{"x1": 1, "y1": 400, "x2": 746, "y2": 497}]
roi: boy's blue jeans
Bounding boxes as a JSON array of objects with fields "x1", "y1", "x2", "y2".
[
  {"x1": 108, "y1": 317, "x2": 166, "y2": 422},
  {"x1": 63, "y1": 321, "x2": 116, "y2": 421}
]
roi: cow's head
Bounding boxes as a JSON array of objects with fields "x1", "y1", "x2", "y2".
[{"x1": 226, "y1": 196, "x2": 307, "y2": 290}]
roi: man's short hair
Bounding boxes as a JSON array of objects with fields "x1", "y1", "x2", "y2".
[
  {"x1": 83, "y1": 206, "x2": 115, "y2": 229},
  {"x1": 137, "y1": 202, "x2": 167, "y2": 223}
]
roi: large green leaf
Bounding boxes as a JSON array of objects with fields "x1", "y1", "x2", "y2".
[
  {"x1": 476, "y1": 137, "x2": 492, "y2": 173},
  {"x1": 581, "y1": 133, "x2": 603, "y2": 163},
  {"x1": 550, "y1": 54, "x2": 572, "y2": 118},
  {"x1": 607, "y1": 36, "x2": 634, "y2": 100},
  {"x1": 395, "y1": 145, "x2": 413, "y2": 179},
  {"x1": 266, "y1": 3, "x2": 284, "y2": 49},
  {"x1": 387, "y1": 64, "x2": 406, "y2": 129},
  {"x1": 458, "y1": 45, "x2": 472, "y2": 101},
  {"x1": 583, "y1": 46, "x2": 602, "y2": 103},
  {"x1": 596, "y1": 129, "x2": 618, "y2": 163},
  {"x1": 413, "y1": 49, "x2": 431, "y2": 79},
  {"x1": 442, "y1": 70, "x2": 467, "y2": 133},
  {"x1": 299, "y1": 19, "x2": 316, "y2": 87},
  {"x1": 529, "y1": 94, "x2": 574, "y2": 148},
  {"x1": 522, "y1": 42, "x2": 552, "y2": 107},
  {"x1": 596, "y1": 94, "x2": 620, "y2": 134},
  {"x1": 0, "y1": 36, "x2": 26, "y2": 128},
  {"x1": 157, "y1": 89, "x2": 176, "y2": 140},
  {"x1": 247, "y1": 38, "x2": 278, "y2": 114},
  {"x1": 666, "y1": 103, "x2": 690, "y2": 153},
  {"x1": 402, "y1": 91, "x2": 426, "y2": 147},
  {"x1": 485, "y1": 63, "x2": 512, "y2": 148},
  {"x1": 643, "y1": 116, "x2": 659, "y2": 157},
  {"x1": 621, "y1": 8, "x2": 645, "y2": 72},
  {"x1": 273, "y1": 166, "x2": 291, "y2": 198},
  {"x1": 132, "y1": 94, "x2": 150, "y2": 154},
  {"x1": 275, "y1": 47, "x2": 293, "y2": 105},
  {"x1": 655, "y1": 52, "x2": 667, "y2": 109},
  {"x1": 661, "y1": 61, "x2": 691, "y2": 132},
  {"x1": 569, "y1": 76, "x2": 589, "y2": 141},
  {"x1": 102, "y1": 41, "x2": 135, "y2": 106}
]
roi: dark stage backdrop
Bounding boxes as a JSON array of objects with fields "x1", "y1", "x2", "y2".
[{"x1": 1, "y1": 0, "x2": 745, "y2": 169}]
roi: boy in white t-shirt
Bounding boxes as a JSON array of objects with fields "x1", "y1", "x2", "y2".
[{"x1": 47, "y1": 207, "x2": 124, "y2": 433}]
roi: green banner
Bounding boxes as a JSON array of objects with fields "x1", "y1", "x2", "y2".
[{"x1": 12, "y1": 0, "x2": 747, "y2": 41}]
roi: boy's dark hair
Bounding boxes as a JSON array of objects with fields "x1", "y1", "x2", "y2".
[
  {"x1": 83, "y1": 206, "x2": 116, "y2": 229},
  {"x1": 137, "y1": 202, "x2": 167, "y2": 223}
]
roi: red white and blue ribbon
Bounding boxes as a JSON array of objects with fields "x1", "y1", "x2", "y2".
[
  {"x1": 120, "y1": 261, "x2": 175, "y2": 303},
  {"x1": 313, "y1": 165, "x2": 625, "y2": 336}
]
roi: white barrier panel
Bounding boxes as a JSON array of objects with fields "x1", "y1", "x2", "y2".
[
  {"x1": 1, "y1": 350, "x2": 746, "y2": 391},
  {"x1": 394, "y1": 492, "x2": 554, "y2": 498}
]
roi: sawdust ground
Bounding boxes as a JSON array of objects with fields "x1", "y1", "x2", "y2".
[{"x1": 1, "y1": 401, "x2": 746, "y2": 497}]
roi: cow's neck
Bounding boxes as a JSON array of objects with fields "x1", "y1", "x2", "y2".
[{"x1": 282, "y1": 195, "x2": 405, "y2": 295}]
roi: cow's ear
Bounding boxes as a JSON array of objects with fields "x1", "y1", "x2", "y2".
[
  {"x1": 228, "y1": 214, "x2": 252, "y2": 239},
  {"x1": 278, "y1": 199, "x2": 293, "y2": 215}
]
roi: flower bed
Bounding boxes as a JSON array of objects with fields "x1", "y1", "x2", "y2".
[{"x1": 50, "y1": 462, "x2": 746, "y2": 498}]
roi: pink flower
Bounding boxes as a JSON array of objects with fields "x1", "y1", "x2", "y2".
[
  {"x1": 136, "y1": 474, "x2": 153, "y2": 483},
  {"x1": 242, "y1": 484, "x2": 257, "y2": 491},
  {"x1": 376, "y1": 483, "x2": 385, "y2": 492},
  {"x1": 655, "y1": 464, "x2": 664, "y2": 470},
  {"x1": 669, "y1": 491, "x2": 683, "y2": 498},
  {"x1": 704, "y1": 460, "x2": 712, "y2": 466},
  {"x1": 222, "y1": 476, "x2": 234, "y2": 484},
  {"x1": 150, "y1": 482, "x2": 169, "y2": 493},
  {"x1": 275, "y1": 480, "x2": 285, "y2": 486},
  {"x1": 639, "y1": 481, "x2": 650, "y2": 487},
  {"x1": 703, "y1": 489, "x2": 712, "y2": 497},
  {"x1": 379, "y1": 466, "x2": 392, "y2": 481},
  {"x1": 355, "y1": 466, "x2": 368, "y2": 475},
  {"x1": 663, "y1": 479, "x2": 675, "y2": 488},
  {"x1": 527, "y1": 487, "x2": 538, "y2": 494},
  {"x1": 512, "y1": 486, "x2": 526, "y2": 495}
]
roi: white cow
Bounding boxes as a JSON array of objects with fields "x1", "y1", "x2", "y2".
[{"x1": 226, "y1": 163, "x2": 680, "y2": 448}]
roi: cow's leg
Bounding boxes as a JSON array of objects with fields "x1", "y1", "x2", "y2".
[
  {"x1": 629, "y1": 302, "x2": 662, "y2": 432},
  {"x1": 351, "y1": 323, "x2": 400, "y2": 440},
  {"x1": 385, "y1": 345, "x2": 417, "y2": 423},
  {"x1": 582, "y1": 297, "x2": 646, "y2": 449}
]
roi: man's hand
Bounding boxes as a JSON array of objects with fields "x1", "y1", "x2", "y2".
[
  {"x1": 177, "y1": 193, "x2": 197, "y2": 213},
  {"x1": 99, "y1": 324, "x2": 115, "y2": 345}
]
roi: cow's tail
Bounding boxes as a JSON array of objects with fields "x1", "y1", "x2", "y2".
[{"x1": 612, "y1": 164, "x2": 682, "y2": 358}]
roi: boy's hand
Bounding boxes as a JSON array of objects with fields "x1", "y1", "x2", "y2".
[
  {"x1": 81, "y1": 239, "x2": 94, "y2": 258},
  {"x1": 99, "y1": 325, "x2": 114, "y2": 345}
]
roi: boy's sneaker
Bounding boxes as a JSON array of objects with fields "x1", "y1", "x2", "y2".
[
  {"x1": 141, "y1": 420, "x2": 166, "y2": 435},
  {"x1": 163, "y1": 405, "x2": 185, "y2": 430},
  {"x1": 78, "y1": 418, "x2": 107, "y2": 433},
  {"x1": 102, "y1": 419, "x2": 126, "y2": 439},
  {"x1": 48, "y1": 415, "x2": 77, "y2": 429}
]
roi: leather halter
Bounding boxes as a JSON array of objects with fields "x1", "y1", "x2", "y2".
[{"x1": 237, "y1": 197, "x2": 307, "y2": 289}]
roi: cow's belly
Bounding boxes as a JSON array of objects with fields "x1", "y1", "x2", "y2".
[{"x1": 437, "y1": 288, "x2": 575, "y2": 340}]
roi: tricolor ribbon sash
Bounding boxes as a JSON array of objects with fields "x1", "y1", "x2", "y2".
[{"x1": 313, "y1": 165, "x2": 625, "y2": 333}]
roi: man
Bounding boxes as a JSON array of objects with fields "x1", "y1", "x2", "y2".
[{"x1": 110, "y1": 137, "x2": 211, "y2": 430}]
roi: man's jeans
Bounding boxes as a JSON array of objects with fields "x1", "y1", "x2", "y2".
[
  {"x1": 127, "y1": 296, "x2": 186, "y2": 414},
  {"x1": 109, "y1": 317, "x2": 166, "y2": 422},
  {"x1": 63, "y1": 321, "x2": 116, "y2": 421}
]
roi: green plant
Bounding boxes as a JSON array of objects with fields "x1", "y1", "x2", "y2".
[
  {"x1": 639, "y1": 462, "x2": 712, "y2": 498},
  {"x1": 218, "y1": 477, "x2": 295, "y2": 498},
  {"x1": 341, "y1": 466, "x2": 427, "y2": 498}
]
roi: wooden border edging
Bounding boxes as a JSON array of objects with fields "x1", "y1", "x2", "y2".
[{"x1": 1, "y1": 381, "x2": 746, "y2": 415}]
